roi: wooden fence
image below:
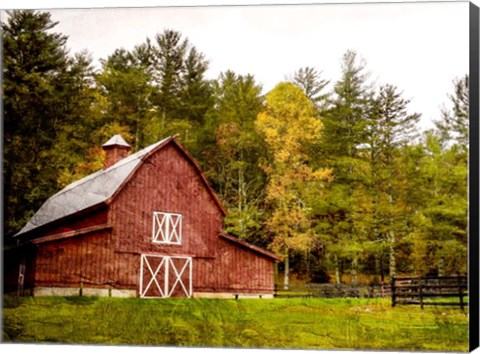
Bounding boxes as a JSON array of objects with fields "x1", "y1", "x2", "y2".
[
  {"x1": 391, "y1": 276, "x2": 468, "y2": 309},
  {"x1": 274, "y1": 282, "x2": 391, "y2": 299}
]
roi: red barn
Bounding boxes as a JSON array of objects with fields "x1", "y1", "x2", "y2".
[{"x1": 5, "y1": 135, "x2": 279, "y2": 298}]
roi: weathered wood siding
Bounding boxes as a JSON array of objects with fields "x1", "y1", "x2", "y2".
[
  {"x1": 214, "y1": 238, "x2": 275, "y2": 293},
  {"x1": 110, "y1": 143, "x2": 224, "y2": 291},
  {"x1": 34, "y1": 230, "x2": 114, "y2": 288},
  {"x1": 192, "y1": 257, "x2": 216, "y2": 292}
]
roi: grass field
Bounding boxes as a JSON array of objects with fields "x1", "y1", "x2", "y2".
[{"x1": 2, "y1": 296, "x2": 469, "y2": 351}]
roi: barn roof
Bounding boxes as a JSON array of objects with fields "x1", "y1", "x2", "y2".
[{"x1": 15, "y1": 136, "x2": 226, "y2": 237}]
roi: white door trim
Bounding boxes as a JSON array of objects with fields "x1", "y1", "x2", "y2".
[{"x1": 140, "y1": 254, "x2": 192, "y2": 298}]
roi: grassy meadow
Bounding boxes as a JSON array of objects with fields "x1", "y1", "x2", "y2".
[{"x1": 2, "y1": 296, "x2": 469, "y2": 352}]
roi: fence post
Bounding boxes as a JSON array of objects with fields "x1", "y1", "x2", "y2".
[
  {"x1": 419, "y1": 278, "x2": 424, "y2": 310},
  {"x1": 458, "y1": 275, "x2": 464, "y2": 311},
  {"x1": 391, "y1": 277, "x2": 396, "y2": 307}
]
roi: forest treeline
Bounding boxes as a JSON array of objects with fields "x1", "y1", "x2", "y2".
[{"x1": 3, "y1": 10, "x2": 468, "y2": 286}]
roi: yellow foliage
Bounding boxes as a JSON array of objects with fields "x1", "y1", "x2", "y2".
[{"x1": 256, "y1": 82, "x2": 331, "y2": 256}]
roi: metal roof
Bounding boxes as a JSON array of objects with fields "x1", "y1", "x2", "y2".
[
  {"x1": 15, "y1": 137, "x2": 169, "y2": 237},
  {"x1": 102, "y1": 134, "x2": 130, "y2": 148}
]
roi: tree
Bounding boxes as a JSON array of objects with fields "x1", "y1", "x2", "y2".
[
  {"x1": 178, "y1": 46, "x2": 213, "y2": 126},
  {"x1": 53, "y1": 51, "x2": 106, "y2": 187},
  {"x1": 315, "y1": 50, "x2": 372, "y2": 284},
  {"x1": 434, "y1": 75, "x2": 469, "y2": 149},
  {"x1": 95, "y1": 47, "x2": 155, "y2": 149},
  {"x1": 150, "y1": 29, "x2": 213, "y2": 142},
  {"x1": 94, "y1": 29, "x2": 213, "y2": 153},
  {"x1": 256, "y1": 82, "x2": 332, "y2": 289},
  {"x1": 201, "y1": 71, "x2": 267, "y2": 246},
  {"x1": 409, "y1": 134, "x2": 468, "y2": 276},
  {"x1": 403, "y1": 77, "x2": 469, "y2": 276},
  {"x1": 290, "y1": 66, "x2": 330, "y2": 110},
  {"x1": 365, "y1": 84, "x2": 421, "y2": 278},
  {"x1": 3, "y1": 10, "x2": 71, "y2": 237}
]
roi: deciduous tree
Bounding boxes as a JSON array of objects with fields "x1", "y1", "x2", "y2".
[{"x1": 256, "y1": 82, "x2": 332, "y2": 289}]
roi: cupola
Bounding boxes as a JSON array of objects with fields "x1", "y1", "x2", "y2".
[{"x1": 102, "y1": 134, "x2": 131, "y2": 169}]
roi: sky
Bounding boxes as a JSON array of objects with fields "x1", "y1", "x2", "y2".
[{"x1": 0, "y1": 0, "x2": 472, "y2": 132}]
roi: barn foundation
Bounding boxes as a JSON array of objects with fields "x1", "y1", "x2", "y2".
[{"x1": 32, "y1": 287, "x2": 137, "y2": 298}]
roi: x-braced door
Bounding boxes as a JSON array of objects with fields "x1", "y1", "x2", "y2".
[{"x1": 140, "y1": 254, "x2": 192, "y2": 298}]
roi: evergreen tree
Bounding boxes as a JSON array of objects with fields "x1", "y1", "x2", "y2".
[
  {"x1": 178, "y1": 47, "x2": 213, "y2": 126},
  {"x1": 53, "y1": 51, "x2": 105, "y2": 187},
  {"x1": 3, "y1": 10, "x2": 72, "y2": 236},
  {"x1": 409, "y1": 134, "x2": 468, "y2": 276},
  {"x1": 94, "y1": 30, "x2": 213, "y2": 152},
  {"x1": 290, "y1": 66, "x2": 330, "y2": 110},
  {"x1": 434, "y1": 75, "x2": 469, "y2": 149},
  {"x1": 95, "y1": 47, "x2": 155, "y2": 149},
  {"x1": 316, "y1": 50, "x2": 371, "y2": 284},
  {"x1": 366, "y1": 84, "x2": 421, "y2": 278},
  {"x1": 150, "y1": 29, "x2": 213, "y2": 144}
]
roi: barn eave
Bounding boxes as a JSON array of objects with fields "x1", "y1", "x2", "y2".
[
  {"x1": 30, "y1": 223, "x2": 113, "y2": 245},
  {"x1": 219, "y1": 233, "x2": 281, "y2": 262},
  {"x1": 14, "y1": 201, "x2": 109, "y2": 242}
]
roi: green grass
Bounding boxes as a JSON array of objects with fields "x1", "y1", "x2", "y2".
[{"x1": 2, "y1": 296, "x2": 469, "y2": 351}]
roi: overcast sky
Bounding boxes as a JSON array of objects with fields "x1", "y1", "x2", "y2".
[{"x1": 1, "y1": 0, "x2": 471, "y2": 133}]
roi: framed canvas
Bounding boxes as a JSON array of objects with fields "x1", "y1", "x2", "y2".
[{"x1": 1, "y1": 1, "x2": 479, "y2": 354}]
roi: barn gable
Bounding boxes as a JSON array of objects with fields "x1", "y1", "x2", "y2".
[{"x1": 15, "y1": 136, "x2": 225, "y2": 239}]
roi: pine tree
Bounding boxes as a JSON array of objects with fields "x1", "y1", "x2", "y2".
[
  {"x1": 434, "y1": 75, "x2": 469, "y2": 149},
  {"x1": 151, "y1": 29, "x2": 213, "y2": 138},
  {"x1": 366, "y1": 84, "x2": 421, "y2": 278},
  {"x1": 316, "y1": 50, "x2": 371, "y2": 284},
  {"x1": 410, "y1": 134, "x2": 468, "y2": 276},
  {"x1": 95, "y1": 47, "x2": 155, "y2": 149},
  {"x1": 53, "y1": 51, "x2": 105, "y2": 187},
  {"x1": 3, "y1": 10, "x2": 71, "y2": 237},
  {"x1": 290, "y1": 66, "x2": 330, "y2": 110}
]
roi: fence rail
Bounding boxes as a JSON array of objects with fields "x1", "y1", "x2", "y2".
[
  {"x1": 274, "y1": 282, "x2": 391, "y2": 299},
  {"x1": 391, "y1": 276, "x2": 468, "y2": 309}
]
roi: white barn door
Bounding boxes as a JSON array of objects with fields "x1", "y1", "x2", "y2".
[{"x1": 140, "y1": 254, "x2": 192, "y2": 298}]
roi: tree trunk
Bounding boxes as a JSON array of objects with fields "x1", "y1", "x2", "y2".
[
  {"x1": 283, "y1": 254, "x2": 290, "y2": 290},
  {"x1": 351, "y1": 253, "x2": 358, "y2": 285},
  {"x1": 334, "y1": 254, "x2": 341, "y2": 284},
  {"x1": 387, "y1": 179, "x2": 396, "y2": 279},
  {"x1": 372, "y1": 253, "x2": 378, "y2": 282},
  {"x1": 238, "y1": 154, "x2": 246, "y2": 239},
  {"x1": 438, "y1": 249, "x2": 445, "y2": 276},
  {"x1": 388, "y1": 231, "x2": 396, "y2": 278}
]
